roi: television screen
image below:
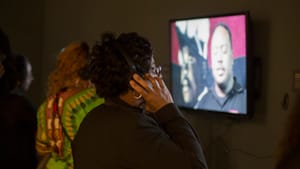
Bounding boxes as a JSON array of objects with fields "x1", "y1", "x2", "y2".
[{"x1": 170, "y1": 12, "x2": 252, "y2": 116}]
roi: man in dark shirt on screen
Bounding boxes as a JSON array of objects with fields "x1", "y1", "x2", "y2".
[{"x1": 194, "y1": 23, "x2": 246, "y2": 114}]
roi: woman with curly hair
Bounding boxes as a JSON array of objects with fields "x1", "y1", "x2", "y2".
[
  {"x1": 35, "y1": 41, "x2": 104, "y2": 169},
  {"x1": 275, "y1": 94, "x2": 300, "y2": 169},
  {"x1": 72, "y1": 32, "x2": 208, "y2": 169}
]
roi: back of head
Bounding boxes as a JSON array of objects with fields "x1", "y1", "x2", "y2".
[
  {"x1": 47, "y1": 41, "x2": 90, "y2": 96},
  {"x1": 14, "y1": 54, "x2": 33, "y2": 92},
  {"x1": 15, "y1": 54, "x2": 28, "y2": 81},
  {"x1": 88, "y1": 32, "x2": 153, "y2": 98}
]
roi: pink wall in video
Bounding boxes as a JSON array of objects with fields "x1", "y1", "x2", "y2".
[{"x1": 171, "y1": 23, "x2": 179, "y2": 64}]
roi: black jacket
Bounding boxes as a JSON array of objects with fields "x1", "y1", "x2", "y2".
[
  {"x1": 0, "y1": 93, "x2": 37, "y2": 169},
  {"x1": 72, "y1": 97, "x2": 208, "y2": 169}
]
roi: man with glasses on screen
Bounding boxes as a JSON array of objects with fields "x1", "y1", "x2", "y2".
[{"x1": 194, "y1": 23, "x2": 246, "y2": 114}]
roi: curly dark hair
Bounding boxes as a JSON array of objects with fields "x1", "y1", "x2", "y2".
[{"x1": 88, "y1": 32, "x2": 153, "y2": 98}]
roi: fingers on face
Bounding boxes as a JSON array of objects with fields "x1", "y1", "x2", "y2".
[
  {"x1": 130, "y1": 74, "x2": 152, "y2": 95},
  {"x1": 130, "y1": 73, "x2": 165, "y2": 96},
  {"x1": 146, "y1": 75, "x2": 159, "y2": 89},
  {"x1": 129, "y1": 79, "x2": 147, "y2": 96},
  {"x1": 132, "y1": 74, "x2": 147, "y2": 86},
  {"x1": 147, "y1": 74, "x2": 165, "y2": 90}
]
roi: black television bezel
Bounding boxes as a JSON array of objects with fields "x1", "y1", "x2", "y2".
[{"x1": 169, "y1": 11, "x2": 254, "y2": 118}]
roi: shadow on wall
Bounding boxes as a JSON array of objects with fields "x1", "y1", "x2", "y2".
[{"x1": 250, "y1": 17, "x2": 271, "y2": 124}]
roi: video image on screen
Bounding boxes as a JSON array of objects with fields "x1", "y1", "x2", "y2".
[{"x1": 170, "y1": 13, "x2": 249, "y2": 115}]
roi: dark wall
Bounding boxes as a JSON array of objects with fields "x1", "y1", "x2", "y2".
[
  {"x1": 0, "y1": 0, "x2": 44, "y2": 105},
  {"x1": 2, "y1": 0, "x2": 300, "y2": 168}
]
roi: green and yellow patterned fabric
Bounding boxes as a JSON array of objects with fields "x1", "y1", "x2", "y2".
[{"x1": 36, "y1": 88, "x2": 104, "y2": 169}]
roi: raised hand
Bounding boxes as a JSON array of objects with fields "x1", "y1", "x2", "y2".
[{"x1": 129, "y1": 73, "x2": 173, "y2": 113}]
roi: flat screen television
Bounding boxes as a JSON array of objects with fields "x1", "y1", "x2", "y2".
[{"x1": 170, "y1": 12, "x2": 253, "y2": 117}]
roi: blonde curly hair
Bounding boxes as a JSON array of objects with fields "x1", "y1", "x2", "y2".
[{"x1": 47, "y1": 41, "x2": 90, "y2": 96}]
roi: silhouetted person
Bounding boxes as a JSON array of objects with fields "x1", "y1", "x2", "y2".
[{"x1": 0, "y1": 28, "x2": 37, "y2": 169}]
